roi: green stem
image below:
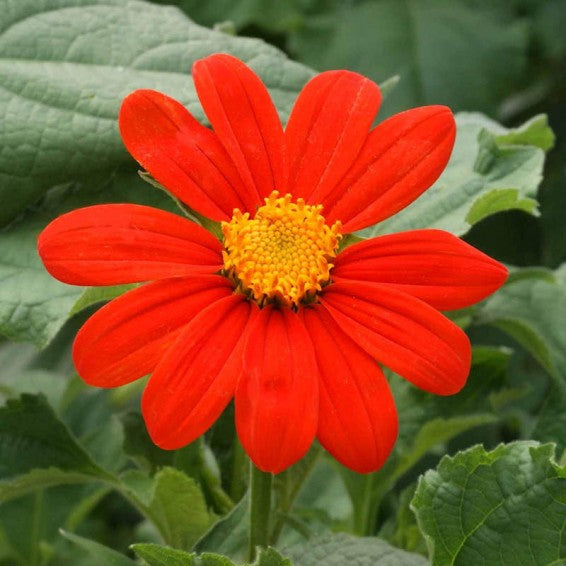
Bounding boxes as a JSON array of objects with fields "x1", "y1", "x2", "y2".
[
  {"x1": 248, "y1": 462, "x2": 273, "y2": 561},
  {"x1": 230, "y1": 436, "x2": 247, "y2": 502},
  {"x1": 351, "y1": 468, "x2": 395, "y2": 536},
  {"x1": 353, "y1": 473, "x2": 376, "y2": 536},
  {"x1": 30, "y1": 490, "x2": 43, "y2": 566}
]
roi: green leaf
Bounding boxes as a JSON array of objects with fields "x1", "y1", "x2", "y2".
[
  {"x1": 476, "y1": 264, "x2": 566, "y2": 380},
  {"x1": 272, "y1": 444, "x2": 322, "y2": 540},
  {"x1": 125, "y1": 467, "x2": 214, "y2": 550},
  {"x1": 378, "y1": 75, "x2": 401, "y2": 99},
  {"x1": 174, "y1": 438, "x2": 234, "y2": 515},
  {"x1": 150, "y1": 468, "x2": 213, "y2": 550},
  {"x1": 250, "y1": 547, "x2": 292, "y2": 566},
  {"x1": 388, "y1": 485, "x2": 427, "y2": 556},
  {"x1": 0, "y1": 485, "x2": 112, "y2": 566},
  {"x1": 162, "y1": 0, "x2": 306, "y2": 34},
  {"x1": 495, "y1": 114, "x2": 555, "y2": 151},
  {"x1": 0, "y1": 0, "x2": 313, "y2": 226},
  {"x1": 506, "y1": 266, "x2": 555, "y2": 285},
  {"x1": 0, "y1": 367, "x2": 67, "y2": 410},
  {"x1": 121, "y1": 412, "x2": 174, "y2": 472},
  {"x1": 69, "y1": 284, "x2": 138, "y2": 318},
  {"x1": 0, "y1": 394, "x2": 105, "y2": 479},
  {"x1": 289, "y1": 0, "x2": 527, "y2": 118},
  {"x1": 195, "y1": 493, "x2": 249, "y2": 562},
  {"x1": 361, "y1": 113, "x2": 550, "y2": 238},
  {"x1": 533, "y1": 382, "x2": 566, "y2": 455},
  {"x1": 293, "y1": 457, "x2": 352, "y2": 528},
  {"x1": 395, "y1": 414, "x2": 496, "y2": 479},
  {"x1": 0, "y1": 467, "x2": 103, "y2": 506},
  {"x1": 465, "y1": 188, "x2": 538, "y2": 225},
  {"x1": 131, "y1": 543, "x2": 197, "y2": 566},
  {"x1": 411, "y1": 442, "x2": 566, "y2": 566},
  {"x1": 391, "y1": 346, "x2": 511, "y2": 468},
  {"x1": 197, "y1": 555, "x2": 236, "y2": 566},
  {"x1": 0, "y1": 169, "x2": 173, "y2": 348},
  {"x1": 284, "y1": 533, "x2": 428, "y2": 565},
  {"x1": 0, "y1": 393, "x2": 117, "y2": 509},
  {"x1": 132, "y1": 546, "x2": 291, "y2": 566},
  {"x1": 339, "y1": 347, "x2": 512, "y2": 536},
  {"x1": 60, "y1": 530, "x2": 137, "y2": 566}
]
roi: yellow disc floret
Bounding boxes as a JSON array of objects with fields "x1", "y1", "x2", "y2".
[{"x1": 222, "y1": 191, "x2": 342, "y2": 308}]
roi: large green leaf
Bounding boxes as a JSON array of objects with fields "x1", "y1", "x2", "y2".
[
  {"x1": 0, "y1": 169, "x2": 173, "y2": 348},
  {"x1": 289, "y1": 0, "x2": 527, "y2": 118},
  {"x1": 361, "y1": 113, "x2": 552, "y2": 238},
  {"x1": 411, "y1": 442, "x2": 566, "y2": 566},
  {"x1": 476, "y1": 264, "x2": 566, "y2": 381},
  {"x1": 284, "y1": 533, "x2": 428, "y2": 565},
  {"x1": 0, "y1": 0, "x2": 313, "y2": 226}
]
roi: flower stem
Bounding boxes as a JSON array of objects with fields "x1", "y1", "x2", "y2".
[{"x1": 248, "y1": 462, "x2": 273, "y2": 561}]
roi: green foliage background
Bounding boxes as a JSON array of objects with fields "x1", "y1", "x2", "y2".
[{"x1": 1, "y1": 0, "x2": 566, "y2": 565}]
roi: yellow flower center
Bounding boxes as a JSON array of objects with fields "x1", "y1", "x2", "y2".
[{"x1": 222, "y1": 191, "x2": 342, "y2": 308}]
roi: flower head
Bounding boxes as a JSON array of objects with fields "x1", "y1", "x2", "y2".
[
  {"x1": 37, "y1": 54, "x2": 507, "y2": 474},
  {"x1": 222, "y1": 191, "x2": 342, "y2": 307}
]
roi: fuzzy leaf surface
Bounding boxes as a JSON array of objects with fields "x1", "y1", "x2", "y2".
[
  {"x1": 411, "y1": 442, "x2": 566, "y2": 566},
  {"x1": 124, "y1": 467, "x2": 213, "y2": 551},
  {"x1": 0, "y1": 0, "x2": 313, "y2": 225},
  {"x1": 285, "y1": 533, "x2": 428, "y2": 565}
]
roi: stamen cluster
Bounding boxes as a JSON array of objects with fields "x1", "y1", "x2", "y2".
[{"x1": 222, "y1": 191, "x2": 342, "y2": 307}]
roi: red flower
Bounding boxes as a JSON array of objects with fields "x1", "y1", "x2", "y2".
[{"x1": 38, "y1": 54, "x2": 507, "y2": 474}]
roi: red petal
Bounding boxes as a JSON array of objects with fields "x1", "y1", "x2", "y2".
[
  {"x1": 73, "y1": 275, "x2": 233, "y2": 388},
  {"x1": 321, "y1": 281, "x2": 471, "y2": 395},
  {"x1": 142, "y1": 294, "x2": 253, "y2": 450},
  {"x1": 119, "y1": 89, "x2": 256, "y2": 220},
  {"x1": 285, "y1": 70, "x2": 381, "y2": 203},
  {"x1": 324, "y1": 106, "x2": 456, "y2": 232},
  {"x1": 192, "y1": 54, "x2": 285, "y2": 202},
  {"x1": 333, "y1": 230, "x2": 508, "y2": 310},
  {"x1": 236, "y1": 306, "x2": 318, "y2": 473},
  {"x1": 301, "y1": 307, "x2": 397, "y2": 473},
  {"x1": 38, "y1": 204, "x2": 222, "y2": 285}
]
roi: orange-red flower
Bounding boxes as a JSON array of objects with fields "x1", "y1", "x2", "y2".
[{"x1": 37, "y1": 54, "x2": 507, "y2": 474}]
